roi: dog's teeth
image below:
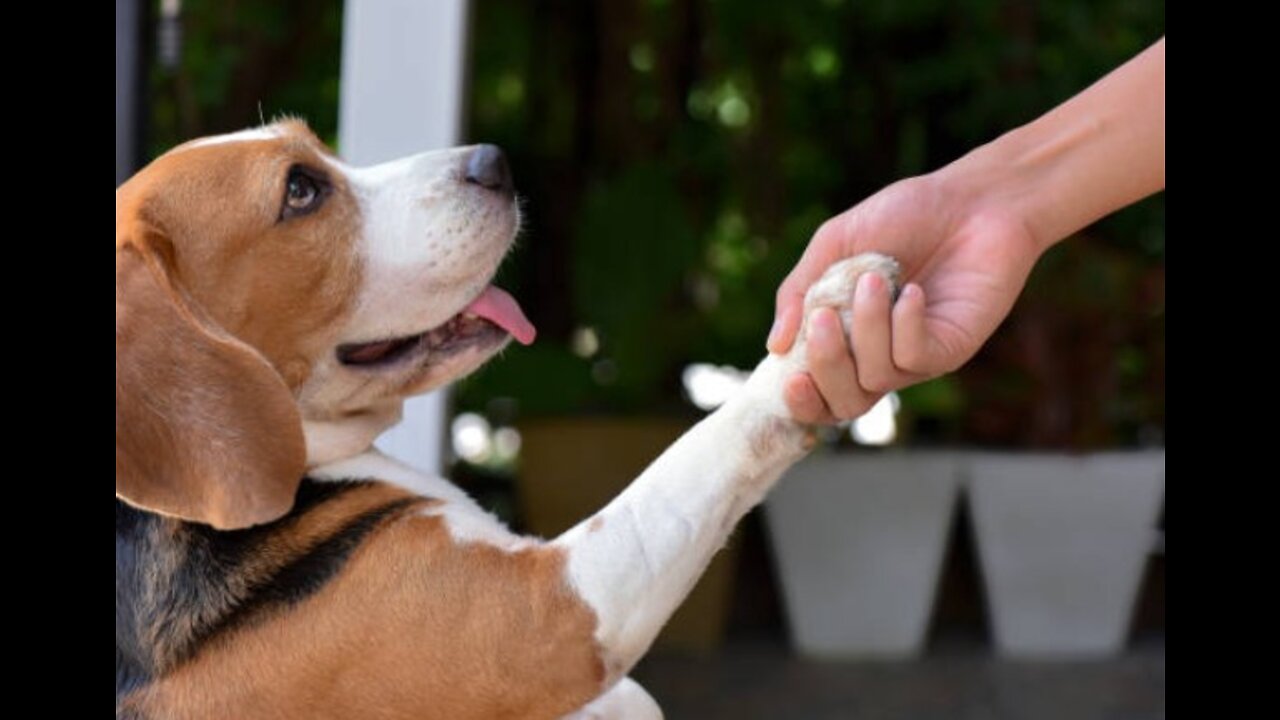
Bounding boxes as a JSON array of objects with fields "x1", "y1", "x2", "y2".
[{"x1": 461, "y1": 312, "x2": 478, "y2": 320}]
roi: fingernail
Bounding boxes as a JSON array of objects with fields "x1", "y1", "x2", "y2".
[
  {"x1": 766, "y1": 314, "x2": 790, "y2": 354},
  {"x1": 857, "y1": 273, "x2": 880, "y2": 301},
  {"x1": 810, "y1": 309, "x2": 831, "y2": 340}
]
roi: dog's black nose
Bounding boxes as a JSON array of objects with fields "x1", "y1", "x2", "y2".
[{"x1": 464, "y1": 145, "x2": 513, "y2": 194}]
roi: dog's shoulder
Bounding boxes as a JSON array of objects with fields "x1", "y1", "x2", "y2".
[{"x1": 115, "y1": 478, "x2": 426, "y2": 705}]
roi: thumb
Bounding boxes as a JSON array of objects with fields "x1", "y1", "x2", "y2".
[
  {"x1": 768, "y1": 219, "x2": 852, "y2": 354},
  {"x1": 766, "y1": 299, "x2": 802, "y2": 354}
]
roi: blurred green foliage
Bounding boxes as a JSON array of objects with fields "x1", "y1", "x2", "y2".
[
  {"x1": 460, "y1": 0, "x2": 1164, "y2": 448},
  {"x1": 146, "y1": 0, "x2": 343, "y2": 157},
  {"x1": 144, "y1": 0, "x2": 1164, "y2": 448}
]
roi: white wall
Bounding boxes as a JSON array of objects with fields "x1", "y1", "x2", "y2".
[{"x1": 339, "y1": 0, "x2": 472, "y2": 475}]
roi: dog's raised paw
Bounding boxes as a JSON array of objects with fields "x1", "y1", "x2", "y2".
[
  {"x1": 742, "y1": 252, "x2": 901, "y2": 420},
  {"x1": 797, "y1": 252, "x2": 901, "y2": 346}
]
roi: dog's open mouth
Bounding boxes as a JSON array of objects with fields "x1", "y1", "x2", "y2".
[{"x1": 337, "y1": 286, "x2": 536, "y2": 367}]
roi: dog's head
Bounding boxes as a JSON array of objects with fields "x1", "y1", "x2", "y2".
[{"x1": 116, "y1": 121, "x2": 533, "y2": 529}]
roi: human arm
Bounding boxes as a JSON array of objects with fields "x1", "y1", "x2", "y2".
[{"x1": 768, "y1": 38, "x2": 1166, "y2": 423}]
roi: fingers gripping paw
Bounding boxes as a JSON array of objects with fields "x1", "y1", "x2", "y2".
[{"x1": 794, "y1": 253, "x2": 901, "y2": 355}]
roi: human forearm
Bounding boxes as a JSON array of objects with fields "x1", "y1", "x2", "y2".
[
  {"x1": 770, "y1": 37, "x2": 1166, "y2": 417},
  {"x1": 941, "y1": 37, "x2": 1165, "y2": 252}
]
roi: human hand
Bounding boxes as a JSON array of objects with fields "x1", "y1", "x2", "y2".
[
  {"x1": 767, "y1": 173, "x2": 1042, "y2": 424},
  {"x1": 768, "y1": 38, "x2": 1163, "y2": 425}
]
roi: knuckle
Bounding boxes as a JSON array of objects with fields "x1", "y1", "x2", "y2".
[
  {"x1": 814, "y1": 217, "x2": 844, "y2": 244},
  {"x1": 829, "y1": 390, "x2": 868, "y2": 422},
  {"x1": 940, "y1": 354, "x2": 967, "y2": 374},
  {"x1": 784, "y1": 396, "x2": 807, "y2": 419},
  {"x1": 797, "y1": 401, "x2": 827, "y2": 426},
  {"x1": 831, "y1": 404, "x2": 860, "y2": 423},
  {"x1": 803, "y1": 408, "x2": 829, "y2": 426},
  {"x1": 894, "y1": 345, "x2": 927, "y2": 374},
  {"x1": 861, "y1": 374, "x2": 895, "y2": 394}
]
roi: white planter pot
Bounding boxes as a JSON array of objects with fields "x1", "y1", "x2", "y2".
[
  {"x1": 764, "y1": 451, "x2": 960, "y2": 659},
  {"x1": 967, "y1": 451, "x2": 1164, "y2": 658}
]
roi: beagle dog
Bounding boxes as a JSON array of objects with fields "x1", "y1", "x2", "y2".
[{"x1": 115, "y1": 120, "x2": 898, "y2": 719}]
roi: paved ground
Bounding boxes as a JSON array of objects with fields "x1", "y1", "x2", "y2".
[{"x1": 632, "y1": 635, "x2": 1165, "y2": 720}]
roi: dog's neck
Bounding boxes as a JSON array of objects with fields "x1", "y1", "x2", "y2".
[{"x1": 303, "y1": 400, "x2": 404, "y2": 468}]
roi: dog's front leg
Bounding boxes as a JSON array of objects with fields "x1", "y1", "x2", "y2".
[
  {"x1": 553, "y1": 253, "x2": 899, "y2": 686},
  {"x1": 553, "y1": 361, "x2": 809, "y2": 680}
]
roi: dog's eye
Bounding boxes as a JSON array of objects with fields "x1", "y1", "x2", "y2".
[
  {"x1": 287, "y1": 175, "x2": 318, "y2": 208},
  {"x1": 281, "y1": 168, "x2": 326, "y2": 220}
]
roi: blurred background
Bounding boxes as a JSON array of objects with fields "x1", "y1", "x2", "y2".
[{"x1": 117, "y1": 1, "x2": 1164, "y2": 717}]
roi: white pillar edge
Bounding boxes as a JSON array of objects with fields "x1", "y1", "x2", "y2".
[{"x1": 338, "y1": 0, "x2": 473, "y2": 475}]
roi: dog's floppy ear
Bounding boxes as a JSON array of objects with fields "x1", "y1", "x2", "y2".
[{"x1": 115, "y1": 235, "x2": 307, "y2": 530}]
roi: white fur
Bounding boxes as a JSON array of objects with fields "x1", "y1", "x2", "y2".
[
  {"x1": 337, "y1": 147, "x2": 518, "y2": 344},
  {"x1": 554, "y1": 254, "x2": 897, "y2": 683},
  {"x1": 311, "y1": 451, "x2": 533, "y2": 552},
  {"x1": 294, "y1": 145, "x2": 521, "y2": 444},
  {"x1": 312, "y1": 252, "x2": 897, "y2": 714},
  {"x1": 562, "y1": 678, "x2": 663, "y2": 720},
  {"x1": 183, "y1": 126, "x2": 282, "y2": 148}
]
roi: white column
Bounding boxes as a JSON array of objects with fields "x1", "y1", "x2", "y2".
[{"x1": 339, "y1": 0, "x2": 472, "y2": 475}]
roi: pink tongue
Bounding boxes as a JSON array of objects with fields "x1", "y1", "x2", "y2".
[{"x1": 463, "y1": 286, "x2": 537, "y2": 345}]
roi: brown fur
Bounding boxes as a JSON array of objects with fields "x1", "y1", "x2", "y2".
[
  {"x1": 115, "y1": 245, "x2": 306, "y2": 529},
  {"x1": 115, "y1": 122, "x2": 362, "y2": 529},
  {"x1": 124, "y1": 515, "x2": 605, "y2": 720},
  {"x1": 221, "y1": 483, "x2": 434, "y2": 598},
  {"x1": 116, "y1": 121, "x2": 361, "y2": 386},
  {"x1": 132, "y1": 482, "x2": 431, "y2": 675}
]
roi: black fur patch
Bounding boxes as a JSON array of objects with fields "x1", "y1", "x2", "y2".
[{"x1": 115, "y1": 479, "x2": 414, "y2": 708}]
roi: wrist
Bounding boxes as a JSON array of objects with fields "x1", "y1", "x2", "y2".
[{"x1": 929, "y1": 137, "x2": 1054, "y2": 258}]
